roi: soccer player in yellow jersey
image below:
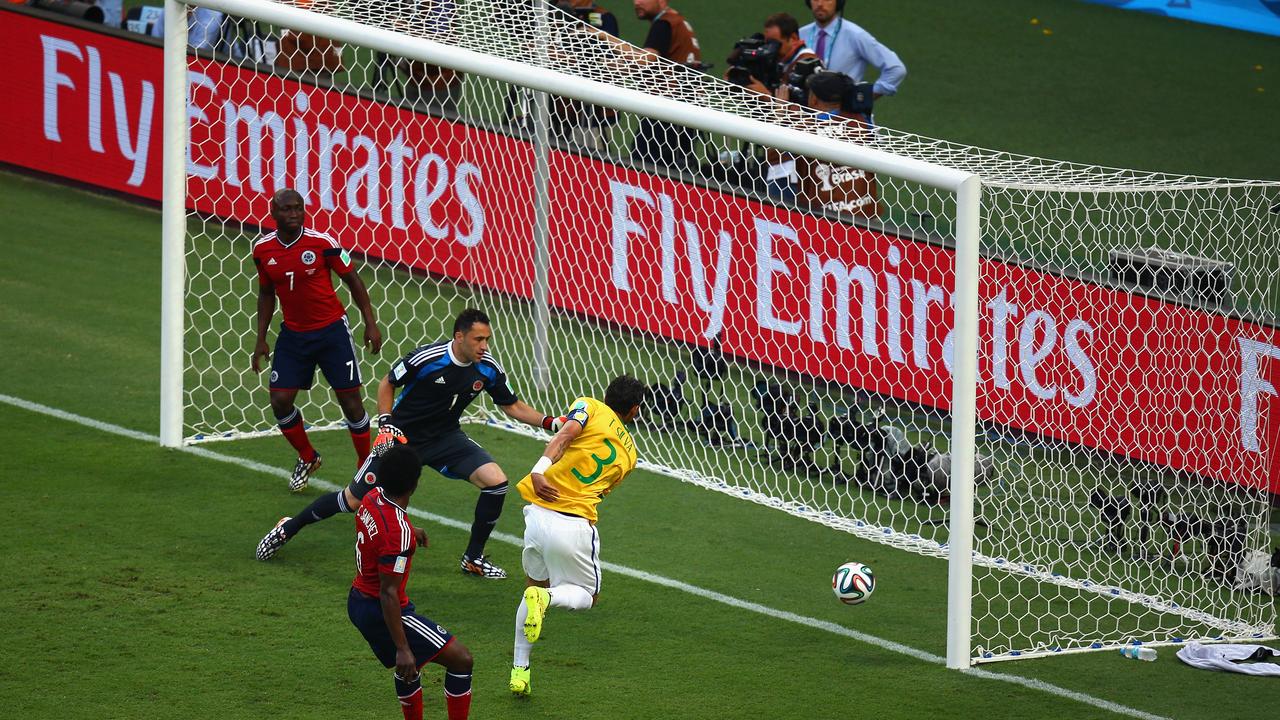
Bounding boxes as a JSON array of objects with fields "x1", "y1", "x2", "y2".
[{"x1": 508, "y1": 375, "x2": 645, "y2": 697}]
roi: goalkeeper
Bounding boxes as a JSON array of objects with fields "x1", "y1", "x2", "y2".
[{"x1": 257, "y1": 308, "x2": 565, "y2": 580}]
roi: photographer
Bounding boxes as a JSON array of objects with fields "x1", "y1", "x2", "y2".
[
  {"x1": 726, "y1": 14, "x2": 817, "y2": 97},
  {"x1": 753, "y1": 379, "x2": 824, "y2": 475},
  {"x1": 767, "y1": 13, "x2": 823, "y2": 200},
  {"x1": 766, "y1": 13, "x2": 820, "y2": 93},
  {"x1": 635, "y1": 0, "x2": 701, "y2": 67},
  {"x1": 723, "y1": 14, "x2": 823, "y2": 200},
  {"x1": 797, "y1": 71, "x2": 879, "y2": 218},
  {"x1": 277, "y1": 29, "x2": 342, "y2": 83},
  {"x1": 631, "y1": 0, "x2": 703, "y2": 173}
]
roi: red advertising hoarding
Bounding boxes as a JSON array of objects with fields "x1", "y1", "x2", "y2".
[{"x1": 4, "y1": 10, "x2": 1278, "y2": 492}]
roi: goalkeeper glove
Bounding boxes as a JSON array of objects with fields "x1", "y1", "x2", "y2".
[
  {"x1": 373, "y1": 414, "x2": 407, "y2": 456},
  {"x1": 541, "y1": 415, "x2": 567, "y2": 432}
]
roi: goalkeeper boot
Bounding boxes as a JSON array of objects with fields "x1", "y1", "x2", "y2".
[
  {"x1": 288, "y1": 453, "x2": 322, "y2": 493},
  {"x1": 460, "y1": 553, "x2": 507, "y2": 579},
  {"x1": 509, "y1": 665, "x2": 531, "y2": 697},
  {"x1": 522, "y1": 586, "x2": 551, "y2": 643},
  {"x1": 256, "y1": 517, "x2": 293, "y2": 561}
]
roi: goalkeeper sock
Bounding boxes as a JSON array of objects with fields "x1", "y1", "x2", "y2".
[
  {"x1": 275, "y1": 408, "x2": 317, "y2": 462},
  {"x1": 465, "y1": 482, "x2": 507, "y2": 559},
  {"x1": 282, "y1": 490, "x2": 347, "y2": 537},
  {"x1": 394, "y1": 672, "x2": 423, "y2": 720},
  {"x1": 548, "y1": 584, "x2": 593, "y2": 610},
  {"x1": 346, "y1": 412, "x2": 371, "y2": 463},
  {"x1": 443, "y1": 670, "x2": 473, "y2": 720}
]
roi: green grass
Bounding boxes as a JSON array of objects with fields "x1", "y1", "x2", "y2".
[
  {"x1": 3, "y1": 167, "x2": 1279, "y2": 719},
  {"x1": 9, "y1": 2, "x2": 1280, "y2": 716},
  {"x1": 0, "y1": 402, "x2": 1106, "y2": 720}
]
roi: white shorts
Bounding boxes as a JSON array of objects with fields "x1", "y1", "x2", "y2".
[{"x1": 521, "y1": 504, "x2": 601, "y2": 595}]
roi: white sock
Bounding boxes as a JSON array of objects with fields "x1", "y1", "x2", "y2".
[
  {"x1": 513, "y1": 598, "x2": 532, "y2": 666},
  {"x1": 548, "y1": 584, "x2": 593, "y2": 610}
]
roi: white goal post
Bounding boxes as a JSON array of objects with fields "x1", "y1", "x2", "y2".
[{"x1": 159, "y1": 0, "x2": 1277, "y2": 668}]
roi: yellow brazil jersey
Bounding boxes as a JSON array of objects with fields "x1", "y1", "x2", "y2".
[{"x1": 516, "y1": 396, "x2": 638, "y2": 523}]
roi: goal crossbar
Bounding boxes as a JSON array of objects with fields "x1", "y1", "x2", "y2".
[{"x1": 188, "y1": 0, "x2": 974, "y2": 192}]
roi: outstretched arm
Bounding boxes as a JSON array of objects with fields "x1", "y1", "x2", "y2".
[
  {"x1": 499, "y1": 399, "x2": 564, "y2": 432},
  {"x1": 339, "y1": 269, "x2": 382, "y2": 354},
  {"x1": 252, "y1": 282, "x2": 276, "y2": 373}
]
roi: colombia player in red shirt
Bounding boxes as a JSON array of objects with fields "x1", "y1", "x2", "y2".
[
  {"x1": 349, "y1": 445, "x2": 474, "y2": 720},
  {"x1": 251, "y1": 188, "x2": 383, "y2": 491}
]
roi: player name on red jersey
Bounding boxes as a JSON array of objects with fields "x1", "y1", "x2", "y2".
[{"x1": 352, "y1": 488, "x2": 417, "y2": 607}]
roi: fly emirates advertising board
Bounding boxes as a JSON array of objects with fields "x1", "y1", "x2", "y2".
[{"x1": 5, "y1": 11, "x2": 1277, "y2": 492}]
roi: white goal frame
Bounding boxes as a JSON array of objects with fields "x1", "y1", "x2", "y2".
[{"x1": 161, "y1": 0, "x2": 1007, "y2": 670}]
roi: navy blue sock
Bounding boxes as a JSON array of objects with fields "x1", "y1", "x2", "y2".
[
  {"x1": 465, "y1": 482, "x2": 507, "y2": 558},
  {"x1": 445, "y1": 669, "x2": 472, "y2": 695},
  {"x1": 394, "y1": 671, "x2": 422, "y2": 718},
  {"x1": 445, "y1": 669, "x2": 472, "y2": 713},
  {"x1": 282, "y1": 490, "x2": 348, "y2": 537},
  {"x1": 394, "y1": 671, "x2": 422, "y2": 697}
]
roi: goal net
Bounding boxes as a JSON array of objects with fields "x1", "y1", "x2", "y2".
[{"x1": 168, "y1": 0, "x2": 1279, "y2": 664}]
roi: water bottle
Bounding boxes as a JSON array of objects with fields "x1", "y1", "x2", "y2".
[{"x1": 1119, "y1": 646, "x2": 1157, "y2": 661}]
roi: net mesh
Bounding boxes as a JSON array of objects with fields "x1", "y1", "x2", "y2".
[
  {"x1": 261, "y1": 0, "x2": 1276, "y2": 192},
  {"x1": 973, "y1": 184, "x2": 1279, "y2": 658},
  {"x1": 180, "y1": 0, "x2": 1279, "y2": 663}
]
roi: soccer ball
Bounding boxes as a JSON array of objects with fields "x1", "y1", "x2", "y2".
[{"x1": 832, "y1": 561, "x2": 875, "y2": 605}]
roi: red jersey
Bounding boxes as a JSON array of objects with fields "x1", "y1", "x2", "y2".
[
  {"x1": 252, "y1": 228, "x2": 355, "y2": 332},
  {"x1": 352, "y1": 487, "x2": 417, "y2": 607}
]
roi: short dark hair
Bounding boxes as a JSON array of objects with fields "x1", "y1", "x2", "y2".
[
  {"x1": 807, "y1": 70, "x2": 854, "y2": 103},
  {"x1": 377, "y1": 445, "x2": 422, "y2": 497},
  {"x1": 270, "y1": 188, "x2": 303, "y2": 206},
  {"x1": 764, "y1": 12, "x2": 799, "y2": 39},
  {"x1": 604, "y1": 374, "x2": 646, "y2": 417},
  {"x1": 453, "y1": 308, "x2": 491, "y2": 336}
]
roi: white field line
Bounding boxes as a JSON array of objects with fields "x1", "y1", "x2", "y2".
[{"x1": 1, "y1": 393, "x2": 1170, "y2": 720}]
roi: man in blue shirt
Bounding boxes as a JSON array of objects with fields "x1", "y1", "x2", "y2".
[{"x1": 799, "y1": 0, "x2": 905, "y2": 99}]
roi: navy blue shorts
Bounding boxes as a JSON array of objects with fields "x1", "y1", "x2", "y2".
[
  {"x1": 347, "y1": 429, "x2": 496, "y2": 500},
  {"x1": 348, "y1": 588, "x2": 455, "y2": 669},
  {"x1": 270, "y1": 318, "x2": 362, "y2": 392}
]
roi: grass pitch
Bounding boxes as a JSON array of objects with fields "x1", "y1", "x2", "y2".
[
  {"x1": 1, "y1": 169, "x2": 1277, "y2": 720},
  {"x1": 7, "y1": 2, "x2": 1280, "y2": 717}
]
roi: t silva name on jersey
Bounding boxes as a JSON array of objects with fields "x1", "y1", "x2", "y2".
[{"x1": 607, "y1": 415, "x2": 636, "y2": 455}]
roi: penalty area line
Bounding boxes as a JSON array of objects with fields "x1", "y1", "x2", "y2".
[{"x1": 0, "y1": 393, "x2": 1169, "y2": 720}]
